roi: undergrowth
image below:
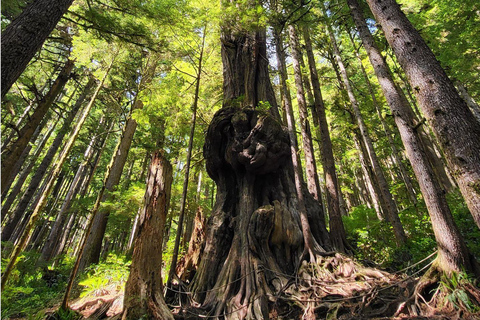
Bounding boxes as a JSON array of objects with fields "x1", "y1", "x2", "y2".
[
  {"x1": 1, "y1": 250, "x2": 74, "y2": 319},
  {"x1": 1, "y1": 252, "x2": 129, "y2": 319},
  {"x1": 343, "y1": 190, "x2": 480, "y2": 272}
]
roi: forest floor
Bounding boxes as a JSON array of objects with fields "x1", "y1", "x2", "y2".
[{"x1": 41, "y1": 253, "x2": 480, "y2": 320}]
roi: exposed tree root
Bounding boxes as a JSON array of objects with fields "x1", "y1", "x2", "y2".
[{"x1": 406, "y1": 261, "x2": 480, "y2": 320}]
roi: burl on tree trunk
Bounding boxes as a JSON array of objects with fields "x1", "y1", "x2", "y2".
[{"x1": 176, "y1": 106, "x2": 331, "y2": 318}]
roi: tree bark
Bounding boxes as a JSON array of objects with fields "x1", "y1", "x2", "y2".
[
  {"x1": 1, "y1": 0, "x2": 74, "y2": 98},
  {"x1": 349, "y1": 0, "x2": 478, "y2": 276},
  {"x1": 365, "y1": 0, "x2": 480, "y2": 229},
  {"x1": 182, "y1": 19, "x2": 331, "y2": 318},
  {"x1": 348, "y1": 32, "x2": 418, "y2": 205},
  {"x1": 1, "y1": 114, "x2": 52, "y2": 198},
  {"x1": 1, "y1": 121, "x2": 56, "y2": 222},
  {"x1": 122, "y1": 151, "x2": 174, "y2": 320},
  {"x1": 1, "y1": 59, "x2": 74, "y2": 193}
]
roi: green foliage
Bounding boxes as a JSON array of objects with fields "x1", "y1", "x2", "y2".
[
  {"x1": 79, "y1": 254, "x2": 130, "y2": 297},
  {"x1": 1, "y1": 250, "x2": 74, "y2": 319},
  {"x1": 344, "y1": 190, "x2": 480, "y2": 272},
  {"x1": 439, "y1": 272, "x2": 480, "y2": 312}
]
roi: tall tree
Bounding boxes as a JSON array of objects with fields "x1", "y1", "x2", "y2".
[
  {"x1": 167, "y1": 27, "x2": 206, "y2": 290},
  {"x1": 348, "y1": 0, "x2": 478, "y2": 276},
  {"x1": 324, "y1": 16, "x2": 407, "y2": 245},
  {"x1": 1, "y1": 58, "x2": 112, "y2": 288},
  {"x1": 365, "y1": 0, "x2": 480, "y2": 229},
  {"x1": 181, "y1": 1, "x2": 331, "y2": 316},
  {"x1": 79, "y1": 99, "x2": 143, "y2": 269},
  {"x1": 288, "y1": 24, "x2": 323, "y2": 205},
  {"x1": 1, "y1": 59, "x2": 75, "y2": 194},
  {"x1": 1, "y1": 82, "x2": 87, "y2": 242},
  {"x1": 1, "y1": 0, "x2": 74, "y2": 98},
  {"x1": 303, "y1": 26, "x2": 349, "y2": 251}
]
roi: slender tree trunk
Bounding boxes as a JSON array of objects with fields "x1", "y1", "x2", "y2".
[
  {"x1": 1, "y1": 60, "x2": 110, "y2": 289},
  {"x1": 288, "y1": 24, "x2": 324, "y2": 206},
  {"x1": 273, "y1": 28, "x2": 330, "y2": 253},
  {"x1": 40, "y1": 117, "x2": 103, "y2": 262},
  {"x1": 303, "y1": 27, "x2": 348, "y2": 250},
  {"x1": 326, "y1": 20, "x2": 407, "y2": 245},
  {"x1": 2, "y1": 114, "x2": 52, "y2": 198},
  {"x1": 1, "y1": 0, "x2": 74, "y2": 98},
  {"x1": 167, "y1": 30, "x2": 206, "y2": 290},
  {"x1": 354, "y1": 134, "x2": 385, "y2": 220},
  {"x1": 122, "y1": 151, "x2": 174, "y2": 320},
  {"x1": 1, "y1": 122, "x2": 56, "y2": 222},
  {"x1": 1, "y1": 88, "x2": 85, "y2": 242},
  {"x1": 1, "y1": 59, "x2": 74, "y2": 193},
  {"x1": 1, "y1": 104, "x2": 32, "y2": 151},
  {"x1": 349, "y1": 0, "x2": 478, "y2": 275},
  {"x1": 365, "y1": 0, "x2": 480, "y2": 230},
  {"x1": 79, "y1": 99, "x2": 143, "y2": 270},
  {"x1": 348, "y1": 33, "x2": 418, "y2": 205}
]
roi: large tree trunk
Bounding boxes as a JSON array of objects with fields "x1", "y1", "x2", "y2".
[
  {"x1": 325, "y1": 20, "x2": 407, "y2": 245},
  {"x1": 1, "y1": 0, "x2": 74, "y2": 98},
  {"x1": 365, "y1": 0, "x2": 480, "y2": 229},
  {"x1": 348, "y1": 0, "x2": 478, "y2": 276},
  {"x1": 303, "y1": 27, "x2": 349, "y2": 250},
  {"x1": 179, "y1": 18, "x2": 331, "y2": 317},
  {"x1": 1, "y1": 59, "x2": 74, "y2": 193},
  {"x1": 122, "y1": 151, "x2": 174, "y2": 320}
]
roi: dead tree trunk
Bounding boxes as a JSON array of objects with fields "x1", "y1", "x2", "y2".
[
  {"x1": 365, "y1": 0, "x2": 480, "y2": 230},
  {"x1": 122, "y1": 151, "x2": 174, "y2": 320}
]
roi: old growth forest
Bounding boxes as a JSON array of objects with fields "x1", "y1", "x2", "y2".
[{"x1": 1, "y1": 0, "x2": 480, "y2": 318}]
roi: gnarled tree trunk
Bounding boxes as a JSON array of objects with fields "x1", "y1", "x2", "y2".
[{"x1": 177, "y1": 18, "x2": 331, "y2": 318}]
